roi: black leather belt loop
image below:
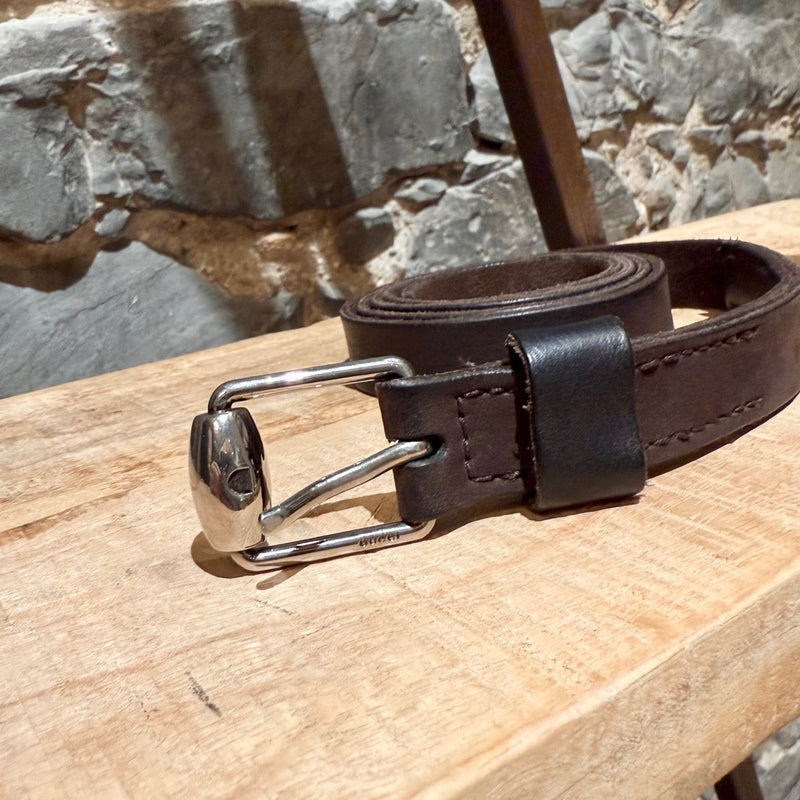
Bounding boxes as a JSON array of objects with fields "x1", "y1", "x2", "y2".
[
  {"x1": 342, "y1": 240, "x2": 800, "y2": 522},
  {"x1": 506, "y1": 316, "x2": 645, "y2": 512}
]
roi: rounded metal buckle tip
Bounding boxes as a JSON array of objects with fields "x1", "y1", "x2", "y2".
[{"x1": 189, "y1": 357, "x2": 436, "y2": 571}]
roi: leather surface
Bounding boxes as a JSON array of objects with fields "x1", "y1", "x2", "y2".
[
  {"x1": 341, "y1": 241, "x2": 800, "y2": 522},
  {"x1": 506, "y1": 317, "x2": 645, "y2": 511}
]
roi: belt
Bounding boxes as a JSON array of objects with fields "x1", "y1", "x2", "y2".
[{"x1": 189, "y1": 240, "x2": 800, "y2": 571}]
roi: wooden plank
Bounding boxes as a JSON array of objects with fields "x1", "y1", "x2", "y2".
[
  {"x1": 2, "y1": 201, "x2": 800, "y2": 799},
  {"x1": 632, "y1": 199, "x2": 800, "y2": 262},
  {"x1": 472, "y1": 0, "x2": 607, "y2": 249}
]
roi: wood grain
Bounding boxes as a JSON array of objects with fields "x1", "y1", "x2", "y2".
[{"x1": 3, "y1": 201, "x2": 800, "y2": 799}]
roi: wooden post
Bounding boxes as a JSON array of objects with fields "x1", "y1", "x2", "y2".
[
  {"x1": 715, "y1": 757, "x2": 765, "y2": 800},
  {"x1": 472, "y1": 0, "x2": 607, "y2": 249}
]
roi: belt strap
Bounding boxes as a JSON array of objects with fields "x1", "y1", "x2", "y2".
[
  {"x1": 507, "y1": 316, "x2": 645, "y2": 511},
  {"x1": 340, "y1": 241, "x2": 800, "y2": 521}
]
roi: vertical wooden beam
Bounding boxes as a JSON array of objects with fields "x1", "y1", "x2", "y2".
[
  {"x1": 472, "y1": 0, "x2": 607, "y2": 249},
  {"x1": 714, "y1": 756, "x2": 765, "y2": 800}
]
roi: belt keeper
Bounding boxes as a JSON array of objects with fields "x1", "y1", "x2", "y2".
[{"x1": 506, "y1": 315, "x2": 646, "y2": 512}]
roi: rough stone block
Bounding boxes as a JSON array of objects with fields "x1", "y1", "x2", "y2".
[
  {"x1": 583, "y1": 149, "x2": 638, "y2": 241},
  {"x1": 395, "y1": 178, "x2": 449, "y2": 205},
  {"x1": 691, "y1": 153, "x2": 769, "y2": 221},
  {"x1": 402, "y1": 148, "x2": 636, "y2": 273},
  {"x1": 0, "y1": 242, "x2": 293, "y2": 397},
  {"x1": 405, "y1": 161, "x2": 545, "y2": 275},
  {"x1": 469, "y1": 50, "x2": 514, "y2": 146},
  {"x1": 680, "y1": 0, "x2": 800, "y2": 120},
  {"x1": 768, "y1": 140, "x2": 800, "y2": 202},
  {"x1": 728, "y1": 155, "x2": 770, "y2": 209},
  {"x1": 757, "y1": 736, "x2": 800, "y2": 800},
  {"x1": 95, "y1": 209, "x2": 131, "y2": 238},
  {"x1": 0, "y1": 0, "x2": 471, "y2": 230},
  {"x1": 646, "y1": 126, "x2": 679, "y2": 158},
  {"x1": 689, "y1": 125, "x2": 733, "y2": 149},
  {"x1": 459, "y1": 150, "x2": 514, "y2": 184},
  {"x1": 540, "y1": 0, "x2": 604, "y2": 29},
  {"x1": 0, "y1": 103, "x2": 94, "y2": 241}
]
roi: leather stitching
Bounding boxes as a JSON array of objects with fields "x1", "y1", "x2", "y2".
[
  {"x1": 457, "y1": 387, "x2": 522, "y2": 482},
  {"x1": 645, "y1": 397, "x2": 763, "y2": 449},
  {"x1": 636, "y1": 327, "x2": 759, "y2": 373}
]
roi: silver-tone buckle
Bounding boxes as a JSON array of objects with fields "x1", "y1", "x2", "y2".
[{"x1": 189, "y1": 356, "x2": 436, "y2": 571}]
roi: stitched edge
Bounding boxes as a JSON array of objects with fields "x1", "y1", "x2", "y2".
[
  {"x1": 636, "y1": 327, "x2": 759, "y2": 373},
  {"x1": 645, "y1": 397, "x2": 764, "y2": 449},
  {"x1": 456, "y1": 386, "x2": 522, "y2": 483}
]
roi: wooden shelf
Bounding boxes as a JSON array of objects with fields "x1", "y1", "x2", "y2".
[{"x1": 3, "y1": 201, "x2": 800, "y2": 799}]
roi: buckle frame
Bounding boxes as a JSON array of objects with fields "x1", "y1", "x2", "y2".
[{"x1": 189, "y1": 356, "x2": 435, "y2": 571}]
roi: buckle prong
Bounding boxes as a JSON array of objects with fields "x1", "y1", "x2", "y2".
[
  {"x1": 260, "y1": 438, "x2": 432, "y2": 538},
  {"x1": 189, "y1": 356, "x2": 436, "y2": 571}
]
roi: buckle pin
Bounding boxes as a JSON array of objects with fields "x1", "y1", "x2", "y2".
[{"x1": 189, "y1": 357, "x2": 436, "y2": 571}]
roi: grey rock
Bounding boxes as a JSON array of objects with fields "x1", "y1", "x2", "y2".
[
  {"x1": 689, "y1": 125, "x2": 733, "y2": 149},
  {"x1": 0, "y1": 14, "x2": 111, "y2": 239},
  {"x1": 641, "y1": 175, "x2": 676, "y2": 228},
  {"x1": 561, "y1": 10, "x2": 613, "y2": 81},
  {"x1": 734, "y1": 130, "x2": 767, "y2": 148},
  {"x1": 729, "y1": 155, "x2": 769, "y2": 209},
  {"x1": 605, "y1": 6, "x2": 699, "y2": 124},
  {"x1": 95, "y1": 208, "x2": 130, "y2": 238},
  {"x1": 691, "y1": 154, "x2": 769, "y2": 220},
  {"x1": 555, "y1": 13, "x2": 622, "y2": 138},
  {"x1": 303, "y1": 0, "x2": 471, "y2": 197},
  {"x1": 651, "y1": 36, "x2": 698, "y2": 124},
  {"x1": 637, "y1": 151, "x2": 654, "y2": 181},
  {"x1": 0, "y1": 14, "x2": 112, "y2": 96},
  {"x1": 395, "y1": 178, "x2": 448, "y2": 205},
  {"x1": 609, "y1": 6, "x2": 661, "y2": 105},
  {"x1": 583, "y1": 149, "x2": 638, "y2": 242},
  {"x1": 672, "y1": 145, "x2": 692, "y2": 169},
  {"x1": 646, "y1": 126, "x2": 679, "y2": 158},
  {"x1": 460, "y1": 150, "x2": 514, "y2": 184},
  {"x1": 692, "y1": 161, "x2": 733, "y2": 219},
  {"x1": 405, "y1": 151, "x2": 636, "y2": 272},
  {"x1": 472, "y1": 4, "x2": 736, "y2": 151},
  {"x1": 469, "y1": 50, "x2": 513, "y2": 146},
  {"x1": 0, "y1": 241, "x2": 294, "y2": 397},
  {"x1": 335, "y1": 207, "x2": 395, "y2": 263},
  {"x1": 405, "y1": 161, "x2": 544, "y2": 275},
  {"x1": 0, "y1": 103, "x2": 93, "y2": 241},
  {"x1": 680, "y1": 1, "x2": 800, "y2": 120},
  {"x1": 649, "y1": 40, "x2": 697, "y2": 124},
  {"x1": 544, "y1": 5, "x2": 768, "y2": 130},
  {"x1": 768, "y1": 140, "x2": 800, "y2": 202},
  {"x1": 756, "y1": 738, "x2": 800, "y2": 800},
  {"x1": 539, "y1": 0, "x2": 603, "y2": 30},
  {"x1": 3, "y1": 0, "x2": 471, "y2": 226},
  {"x1": 694, "y1": 39, "x2": 757, "y2": 124},
  {"x1": 747, "y1": 19, "x2": 800, "y2": 111},
  {"x1": 553, "y1": 4, "x2": 697, "y2": 136}
]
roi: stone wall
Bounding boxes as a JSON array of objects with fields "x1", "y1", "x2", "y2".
[
  {"x1": 2, "y1": 0, "x2": 799, "y2": 397},
  {"x1": 2, "y1": 0, "x2": 800, "y2": 795}
]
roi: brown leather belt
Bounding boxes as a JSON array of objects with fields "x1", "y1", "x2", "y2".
[
  {"x1": 341, "y1": 240, "x2": 800, "y2": 522},
  {"x1": 191, "y1": 240, "x2": 800, "y2": 571}
]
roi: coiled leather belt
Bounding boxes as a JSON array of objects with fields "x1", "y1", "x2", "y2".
[{"x1": 190, "y1": 240, "x2": 800, "y2": 570}]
